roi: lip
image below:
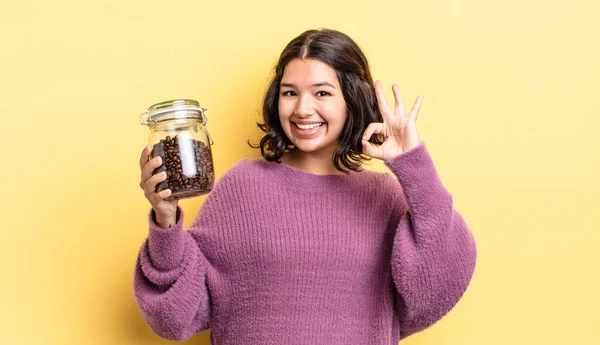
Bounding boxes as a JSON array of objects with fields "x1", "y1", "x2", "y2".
[
  {"x1": 293, "y1": 121, "x2": 325, "y2": 125},
  {"x1": 292, "y1": 121, "x2": 325, "y2": 137}
]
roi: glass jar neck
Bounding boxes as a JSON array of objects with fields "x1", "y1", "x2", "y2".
[{"x1": 149, "y1": 118, "x2": 205, "y2": 132}]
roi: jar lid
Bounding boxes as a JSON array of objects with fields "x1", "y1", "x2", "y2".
[{"x1": 140, "y1": 99, "x2": 207, "y2": 126}]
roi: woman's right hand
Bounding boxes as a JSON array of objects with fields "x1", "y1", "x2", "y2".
[{"x1": 139, "y1": 145, "x2": 178, "y2": 228}]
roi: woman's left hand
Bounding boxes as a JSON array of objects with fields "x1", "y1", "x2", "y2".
[{"x1": 362, "y1": 80, "x2": 423, "y2": 161}]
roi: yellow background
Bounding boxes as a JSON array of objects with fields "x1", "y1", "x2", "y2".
[{"x1": 2, "y1": 0, "x2": 598, "y2": 344}]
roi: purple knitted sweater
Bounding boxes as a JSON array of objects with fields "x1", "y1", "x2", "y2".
[{"x1": 134, "y1": 143, "x2": 477, "y2": 344}]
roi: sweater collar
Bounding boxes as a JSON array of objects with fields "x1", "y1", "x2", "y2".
[{"x1": 264, "y1": 159, "x2": 366, "y2": 192}]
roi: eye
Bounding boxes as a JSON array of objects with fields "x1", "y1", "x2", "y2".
[
  {"x1": 281, "y1": 90, "x2": 297, "y2": 96},
  {"x1": 316, "y1": 91, "x2": 331, "y2": 97}
]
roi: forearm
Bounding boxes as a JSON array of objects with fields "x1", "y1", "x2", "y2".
[
  {"x1": 135, "y1": 206, "x2": 211, "y2": 340},
  {"x1": 134, "y1": 234, "x2": 211, "y2": 340},
  {"x1": 392, "y1": 210, "x2": 476, "y2": 339},
  {"x1": 385, "y1": 143, "x2": 477, "y2": 338}
]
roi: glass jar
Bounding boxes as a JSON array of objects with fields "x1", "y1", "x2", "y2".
[{"x1": 140, "y1": 99, "x2": 215, "y2": 200}]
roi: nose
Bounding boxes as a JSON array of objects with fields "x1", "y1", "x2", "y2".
[{"x1": 294, "y1": 94, "x2": 315, "y2": 117}]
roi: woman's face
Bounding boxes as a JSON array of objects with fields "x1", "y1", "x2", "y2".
[{"x1": 278, "y1": 58, "x2": 347, "y2": 156}]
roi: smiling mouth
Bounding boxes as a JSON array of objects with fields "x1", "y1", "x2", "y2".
[{"x1": 294, "y1": 122, "x2": 324, "y2": 130}]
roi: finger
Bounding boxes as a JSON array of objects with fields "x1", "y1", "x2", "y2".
[
  {"x1": 361, "y1": 138, "x2": 381, "y2": 158},
  {"x1": 140, "y1": 157, "x2": 166, "y2": 189},
  {"x1": 392, "y1": 84, "x2": 406, "y2": 116},
  {"x1": 375, "y1": 80, "x2": 393, "y2": 119},
  {"x1": 409, "y1": 95, "x2": 424, "y2": 121},
  {"x1": 145, "y1": 188, "x2": 172, "y2": 206},
  {"x1": 140, "y1": 156, "x2": 163, "y2": 189},
  {"x1": 139, "y1": 145, "x2": 152, "y2": 170},
  {"x1": 143, "y1": 170, "x2": 167, "y2": 195},
  {"x1": 154, "y1": 188, "x2": 172, "y2": 202},
  {"x1": 362, "y1": 122, "x2": 386, "y2": 141}
]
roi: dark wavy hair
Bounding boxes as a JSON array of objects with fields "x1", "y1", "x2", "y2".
[{"x1": 250, "y1": 28, "x2": 384, "y2": 173}]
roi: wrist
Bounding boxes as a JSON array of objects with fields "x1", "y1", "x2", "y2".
[
  {"x1": 403, "y1": 139, "x2": 421, "y2": 154},
  {"x1": 154, "y1": 209, "x2": 177, "y2": 229}
]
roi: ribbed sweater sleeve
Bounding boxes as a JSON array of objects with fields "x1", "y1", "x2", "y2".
[
  {"x1": 384, "y1": 143, "x2": 477, "y2": 340},
  {"x1": 133, "y1": 203, "x2": 212, "y2": 340}
]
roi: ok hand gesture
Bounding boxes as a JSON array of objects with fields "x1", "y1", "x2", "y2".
[{"x1": 362, "y1": 81, "x2": 423, "y2": 161}]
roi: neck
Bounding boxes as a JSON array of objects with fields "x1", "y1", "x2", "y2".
[{"x1": 282, "y1": 148, "x2": 346, "y2": 176}]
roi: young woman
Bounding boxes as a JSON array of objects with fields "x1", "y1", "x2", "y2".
[{"x1": 135, "y1": 28, "x2": 477, "y2": 344}]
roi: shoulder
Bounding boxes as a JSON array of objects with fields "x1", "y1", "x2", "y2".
[
  {"x1": 356, "y1": 167, "x2": 401, "y2": 192},
  {"x1": 221, "y1": 158, "x2": 269, "y2": 176},
  {"x1": 215, "y1": 157, "x2": 273, "y2": 186},
  {"x1": 355, "y1": 167, "x2": 407, "y2": 212},
  {"x1": 200, "y1": 158, "x2": 267, "y2": 204}
]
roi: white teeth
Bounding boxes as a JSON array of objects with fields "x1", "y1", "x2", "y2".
[{"x1": 295, "y1": 123, "x2": 323, "y2": 130}]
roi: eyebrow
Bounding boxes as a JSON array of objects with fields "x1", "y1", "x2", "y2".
[{"x1": 280, "y1": 82, "x2": 336, "y2": 89}]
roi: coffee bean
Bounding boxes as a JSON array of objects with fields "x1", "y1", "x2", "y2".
[{"x1": 150, "y1": 134, "x2": 214, "y2": 199}]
